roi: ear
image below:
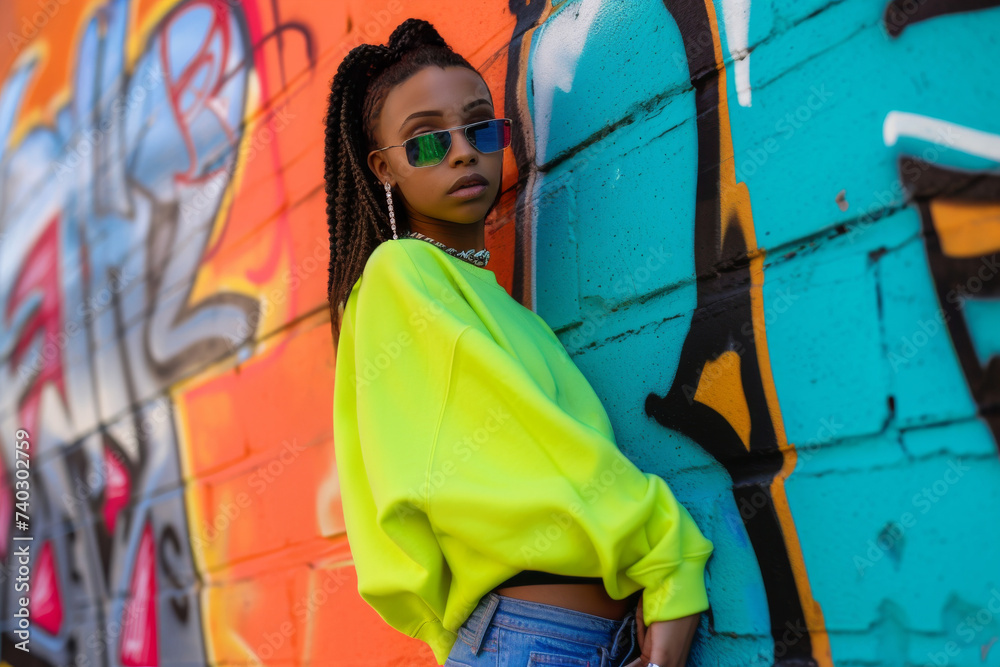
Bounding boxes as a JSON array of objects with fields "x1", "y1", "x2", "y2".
[{"x1": 367, "y1": 149, "x2": 391, "y2": 187}]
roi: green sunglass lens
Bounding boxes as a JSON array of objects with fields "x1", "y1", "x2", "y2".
[{"x1": 407, "y1": 132, "x2": 449, "y2": 167}]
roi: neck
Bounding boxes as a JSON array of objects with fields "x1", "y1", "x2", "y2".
[{"x1": 405, "y1": 215, "x2": 486, "y2": 252}]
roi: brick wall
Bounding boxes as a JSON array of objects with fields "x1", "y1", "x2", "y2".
[{"x1": 0, "y1": 1, "x2": 997, "y2": 665}]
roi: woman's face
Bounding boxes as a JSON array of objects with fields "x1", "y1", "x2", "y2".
[{"x1": 367, "y1": 66, "x2": 504, "y2": 226}]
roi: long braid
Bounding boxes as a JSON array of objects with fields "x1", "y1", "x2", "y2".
[
  {"x1": 324, "y1": 45, "x2": 391, "y2": 344},
  {"x1": 324, "y1": 19, "x2": 480, "y2": 348}
]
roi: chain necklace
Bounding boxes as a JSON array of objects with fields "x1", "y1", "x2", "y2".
[{"x1": 404, "y1": 230, "x2": 491, "y2": 268}]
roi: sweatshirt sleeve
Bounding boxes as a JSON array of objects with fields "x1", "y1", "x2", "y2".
[
  {"x1": 426, "y1": 323, "x2": 715, "y2": 623},
  {"x1": 333, "y1": 241, "x2": 471, "y2": 658}
]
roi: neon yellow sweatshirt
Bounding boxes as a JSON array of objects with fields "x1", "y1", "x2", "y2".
[{"x1": 332, "y1": 238, "x2": 714, "y2": 665}]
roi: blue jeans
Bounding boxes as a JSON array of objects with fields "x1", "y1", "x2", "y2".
[{"x1": 444, "y1": 591, "x2": 642, "y2": 667}]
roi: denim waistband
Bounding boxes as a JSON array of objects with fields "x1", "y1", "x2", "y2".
[{"x1": 458, "y1": 591, "x2": 638, "y2": 663}]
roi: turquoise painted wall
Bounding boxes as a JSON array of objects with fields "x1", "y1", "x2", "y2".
[{"x1": 525, "y1": 1, "x2": 1000, "y2": 665}]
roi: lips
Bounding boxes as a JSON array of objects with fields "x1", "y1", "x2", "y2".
[{"x1": 448, "y1": 173, "x2": 489, "y2": 194}]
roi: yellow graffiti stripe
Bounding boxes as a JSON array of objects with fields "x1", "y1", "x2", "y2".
[
  {"x1": 930, "y1": 199, "x2": 1000, "y2": 258},
  {"x1": 702, "y1": 0, "x2": 833, "y2": 663},
  {"x1": 694, "y1": 351, "x2": 752, "y2": 450}
]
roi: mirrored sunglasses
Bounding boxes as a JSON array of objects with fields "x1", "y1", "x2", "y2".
[{"x1": 374, "y1": 118, "x2": 512, "y2": 168}]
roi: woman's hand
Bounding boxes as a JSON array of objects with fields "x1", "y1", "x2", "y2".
[{"x1": 634, "y1": 590, "x2": 700, "y2": 667}]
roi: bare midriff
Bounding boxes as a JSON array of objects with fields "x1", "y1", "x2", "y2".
[{"x1": 492, "y1": 582, "x2": 637, "y2": 621}]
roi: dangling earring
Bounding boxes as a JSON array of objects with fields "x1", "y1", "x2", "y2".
[{"x1": 384, "y1": 181, "x2": 398, "y2": 240}]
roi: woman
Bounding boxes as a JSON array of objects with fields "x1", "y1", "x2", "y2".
[{"x1": 326, "y1": 18, "x2": 714, "y2": 667}]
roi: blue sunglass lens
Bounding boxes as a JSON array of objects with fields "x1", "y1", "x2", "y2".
[{"x1": 468, "y1": 120, "x2": 510, "y2": 152}]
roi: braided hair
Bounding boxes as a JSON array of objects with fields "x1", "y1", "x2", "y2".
[{"x1": 324, "y1": 18, "x2": 482, "y2": 347}]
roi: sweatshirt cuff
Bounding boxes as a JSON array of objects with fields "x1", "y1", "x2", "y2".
[
  {"x1": 412, "y1": 618, "x2": 458, "y2": 666},
  {"x1": 641, "y1": 551, "x2": 713, "y2": 622}
]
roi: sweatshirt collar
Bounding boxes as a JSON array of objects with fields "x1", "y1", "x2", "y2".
[{"x1": 404, "y1": 231, "x2": 490, "y2": 268}]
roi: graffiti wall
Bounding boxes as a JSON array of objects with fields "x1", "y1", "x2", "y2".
[{"x1": 0, "y1": 0, "x2": 997, "y2": 665}]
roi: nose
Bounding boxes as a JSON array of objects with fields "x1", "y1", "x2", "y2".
[{"x1": 449, "y1": 128, "x2": 478, "y2": 166}]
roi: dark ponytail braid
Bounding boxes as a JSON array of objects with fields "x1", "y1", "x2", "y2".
[{"x1": 324, "y1": 18, "x2": 479, "y2": 347}]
